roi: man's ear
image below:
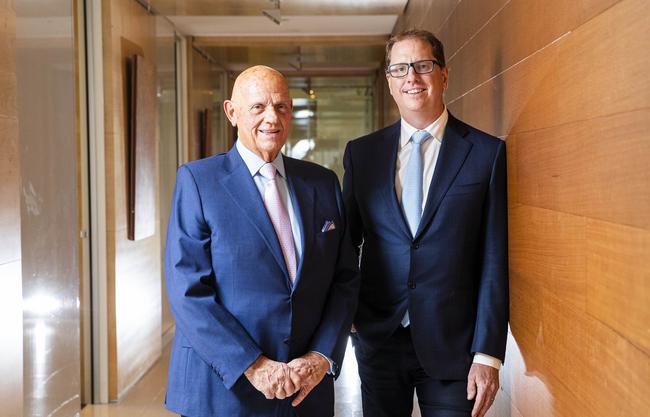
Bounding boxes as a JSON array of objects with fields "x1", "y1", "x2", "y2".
[
  {"x1": 441, "y1": 67, "x2": 449, "y2": 91},
  {"x1": 223, "y1": 100, "x2": 237, "y2": 127}
]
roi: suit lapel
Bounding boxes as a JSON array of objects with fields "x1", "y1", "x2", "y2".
[
  {"x1": 283, "y1": 157, "x2": 315, "y2": 290},
  {"x1": 219, "y1": 147, "x2": 289, "y2": 280},
  {"x1": 416, "y1": 115, "x2": 473, "y2": 239},
  {"x1": 380, "y1": 121, "x2": 413, "y2": 240}
]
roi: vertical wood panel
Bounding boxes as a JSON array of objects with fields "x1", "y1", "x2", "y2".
[
  {"x1": 0, "y1": 5, "x2": 21, "y2": 416},
  {"x1": 0, "y1": 117, "x2": 20, "y2": 263}
]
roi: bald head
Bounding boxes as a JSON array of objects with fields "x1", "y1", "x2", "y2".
[
  {"x1": 231, "y1": 65, "x2": 289, "y2": 102},
  {"x1": 224, "y1": 66, "x2": 293, "y2": 162}
]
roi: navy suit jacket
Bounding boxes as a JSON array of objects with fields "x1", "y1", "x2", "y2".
[
  {"x1": 343, "y1": 114, "x2": 508, "y2": 379},
  {"x1": 164, "y1": 146, "x2": 359, "y2": 417}
]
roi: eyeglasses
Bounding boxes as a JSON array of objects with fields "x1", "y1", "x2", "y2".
[{"x1": 386, "y1": 60, "x2": 442, "y2": 78}]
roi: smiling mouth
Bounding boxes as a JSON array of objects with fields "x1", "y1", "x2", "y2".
[
  {"x1": 258, "y1": 129, "x2": 281, "y2": 134},
  {"x1": 404, "y1": 88, "x2": 426, "y2": 95}
]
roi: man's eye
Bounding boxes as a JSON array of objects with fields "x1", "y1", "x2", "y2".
[{"x1": 250, "y1": 104, "x2": 264, "y2": 112}]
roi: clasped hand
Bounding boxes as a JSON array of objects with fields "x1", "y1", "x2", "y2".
[{"x1": 244, "y1": 352, "x2": 328, "y2": 406}]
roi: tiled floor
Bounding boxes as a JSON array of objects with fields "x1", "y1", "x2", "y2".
[{"x1": 80, "y1": 340, "x2": 420, "y2": 417}]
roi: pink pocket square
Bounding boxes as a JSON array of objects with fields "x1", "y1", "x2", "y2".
[{"x1": 321, "y1": 220, "x2": 336, "y2": 232}]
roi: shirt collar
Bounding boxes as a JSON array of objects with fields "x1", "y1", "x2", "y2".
[
  {"x1": 400, "y1": 107, "x2": 448, "y2": 149},
  {"x1": 236, "y1": 139, "x2": 287, "y2": 179}
]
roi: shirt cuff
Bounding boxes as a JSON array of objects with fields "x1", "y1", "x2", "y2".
[
  {"x1": 473, "y1": 353, "x2": 501, "y2": 370},
  {"x1": 310, "y1": 351, "x2": 336, "y2": 375}
]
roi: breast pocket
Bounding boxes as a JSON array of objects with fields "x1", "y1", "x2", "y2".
[{"x1": 445, "y1": 182, "x2": 483, "y2": 197}]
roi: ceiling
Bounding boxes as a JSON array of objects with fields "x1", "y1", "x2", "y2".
[
  {"x1": 148, "y1": 0, "x2": 407, "y2": 17},
  {"x1": 147, "y1": 0, "x2": 408, "y2": 75}
]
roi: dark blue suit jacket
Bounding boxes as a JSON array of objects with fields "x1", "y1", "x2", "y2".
[
  {"x1": 343, "y1": 114, "x2": 508, "y2": 379},
  {"x1": 164, "y1": 146, "x2": 359, "y2": 417}
]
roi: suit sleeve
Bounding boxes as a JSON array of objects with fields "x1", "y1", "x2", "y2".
[
  {"x1": 308, "y1": 172, "x2": 360, "y2": 376},
  {"x1": 164, "y1": 165, "x2": 262, "y2": 389},
  {"x1": 471, "y1": 140, "x2": 509, "y2": 361},
  {"x1": 342, "y1": 142, "x2": 364, "y2": 254}
]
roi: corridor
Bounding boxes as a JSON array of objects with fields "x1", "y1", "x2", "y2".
[{"x1": 2, "y1": 0, "x2": 648, "y2": 416}]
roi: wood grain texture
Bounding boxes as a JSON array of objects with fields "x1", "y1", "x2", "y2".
[
  {"x1": 542, "y1": 293, "x2": 650, "y2": 416},
  {"x1": 0, "y1": 71, "x2": 17, "y2": 117},
  {"x1": 445, "y1": 0, "x2": 621, "y2": 103},
  {"x1": 447, "y1": 0, "x2": 648, "y2": 137},
  {"x1": 0, "y1": 117, "x2": 20, "y2": 264},
  {"x1": 586, "y1": 219, "x2": 650, "y2": 355},
  {"x1": 513, "y1": 109, "x2": 650, "y2": 229},
  {"x1": 438, "y1": 0, "x2": 509, "y2": 61},
  {"x1": 509, "y1": 205, "x2": 587, "y2": 312},
  {"x1": 0, "y1": 4, "x2": 21, "y2": 414},
  {"x1": 393, "y1": 0, "x2": 459, "y2": 36}
]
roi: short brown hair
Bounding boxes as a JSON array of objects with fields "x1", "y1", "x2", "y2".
[{"x1": 385, "y1": 29, "x2": 446, "y2": 67}]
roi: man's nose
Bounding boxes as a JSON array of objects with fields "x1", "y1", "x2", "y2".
[
  {"x1": 405, "y1": 65, "x2": 420, "y2": 81},
  {"x1": 263, "y1": 106, "x2": 279, "y2": 122}
]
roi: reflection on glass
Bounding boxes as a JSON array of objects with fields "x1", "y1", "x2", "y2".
[
  {"x1": 16, "y1": 0, "x2": 80, "y2": 415},
  {"x1": 287, "y1": 76, "x2": 377, "y2": 179}
]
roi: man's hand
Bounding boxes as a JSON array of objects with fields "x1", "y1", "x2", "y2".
[
  {"x1": 467, "y1": 363, "x2": 499, "y2": 417},
  {"x1": 287, "y1": 352, "x2": 329, "y2": 407},
  {"x1": 244, "y1": 356, "x2": 298, "y2": 400}
]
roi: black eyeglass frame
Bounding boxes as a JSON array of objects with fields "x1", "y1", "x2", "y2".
[{"x1": 385, "y1": 60, "x2": 443, "y2": 78}]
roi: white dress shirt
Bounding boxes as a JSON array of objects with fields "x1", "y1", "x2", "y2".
[{"x1": 394, "y1": 109, "x2": 501, "y2": 370}]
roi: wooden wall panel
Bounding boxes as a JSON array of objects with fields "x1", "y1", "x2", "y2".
[
  {"x1": 0, "y1": 117, "x2": 20, "y2": 263},
  {"x1": 395, "y1": 0, "x2": 650, "y2": 415},
  {"x1": 0, "y1": 71, "x2": 17, "y2": 117},
  {"x1": 0, "y1": 3, "x2": 22, "y2": 417},
  {"x1": 509, "y1": 206, "x2": 587, "y2": 312},
  {"x1": 541, "y1": 294, "x2": 650, "y2": 416},
  {"x1": 586, "y1": 220, "x2": 650, "y2": 355},
  {"x1": 393, "y1": 0, "x2": 459, "y2": 37},
  {"x1": 103, "y1": 0, "x2": 162, "y2": 400},
  {"x1": 513, "y1": 109, "x2": 650, "y2": 229},
  {"x1": 445, "y1": 0, "x2": 621, "y2": 103},
  {"x1": 448, "y1": 0, "x2": 648, "y2": 137},
  {"x1": 438, "y1": 0, "x2": 509, "y2": 61}
]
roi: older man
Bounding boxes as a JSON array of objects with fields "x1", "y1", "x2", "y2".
[
  {"x1": 164, "y1": 65, "x2": 359, "y2": 417},
  {"x1": 343, "y1": 30, "x2": 508, "y2": 417}
]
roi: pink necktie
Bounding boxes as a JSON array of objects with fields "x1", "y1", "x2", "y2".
[{"x1": 259, "y1": 163, "x2": 297, "y2": 282}]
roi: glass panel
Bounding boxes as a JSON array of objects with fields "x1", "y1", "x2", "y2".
[
  {"x1": 16, "y1": 0, "x2": 80, "y2": 415},
  {"x1": 287, "y1": 75, "x2": 377, "y2": 179}
]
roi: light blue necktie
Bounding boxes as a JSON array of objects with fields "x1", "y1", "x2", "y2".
[{"x1": 401, "y1": 130, "x2": 431, "y2": 237}]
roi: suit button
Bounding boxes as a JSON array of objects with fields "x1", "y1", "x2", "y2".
[
  {"x1": 283, "y1": 338, "x2": 290, "y2": 345},
  {"x1": 408, "y1": 281, "x2": 416, "y2": 289},
  {"x1": 412, "y1": 243, "x2": 419, "y2": 249}
]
